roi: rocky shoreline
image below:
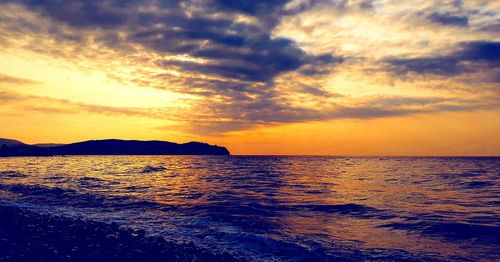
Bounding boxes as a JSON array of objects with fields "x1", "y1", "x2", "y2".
[{"x1": 0, "y1": 205, "x2": 239, "y2": 261}]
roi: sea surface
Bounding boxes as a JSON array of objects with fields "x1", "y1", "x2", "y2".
[{"x1": 0, "y1": 156, "x2": 499, "y2": 261}]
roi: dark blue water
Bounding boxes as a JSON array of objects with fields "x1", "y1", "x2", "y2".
[{"x1": 0, "y1": 156, "x2": 499, "y2": 261}]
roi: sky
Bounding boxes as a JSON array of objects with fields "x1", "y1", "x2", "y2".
[{"x1": 0, "y1": 0, "x2": 499, "y2": 155}]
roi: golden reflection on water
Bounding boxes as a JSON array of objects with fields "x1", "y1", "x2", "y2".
[{"x1": 0, "y1": 156, "x2": 498, "y2": 260}]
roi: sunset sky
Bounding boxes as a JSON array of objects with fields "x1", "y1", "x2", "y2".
[{"x1": 0, "y1": 0, "x2": 499, "y2": 155}]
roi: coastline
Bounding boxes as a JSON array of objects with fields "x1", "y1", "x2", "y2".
[{"x1": 0, "y1": 204, "x2": 239, "y2": 262}]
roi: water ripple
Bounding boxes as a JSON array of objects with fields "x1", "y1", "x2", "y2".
[{"x1": 0, "y1": 156, "x2": 498, "y2": 261}]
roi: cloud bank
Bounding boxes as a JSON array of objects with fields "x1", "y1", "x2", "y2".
[{"x1": 0, "y1": 0, "x2": 499, "y2": 134}]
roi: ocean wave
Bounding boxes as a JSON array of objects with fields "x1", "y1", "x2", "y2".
[
  {"x1": 458, "y1": 181, "x2": 495, "y2": 189},
  {"x1": 293, "y1": 203, "x2": 396, "y2": 219},
  {"x1": 217, "y1": 230, "x2": 445, "y2": 262},
  {"x1": 0, "y1": 183, "x2": 107, "y2": 207},
  {"x1": 0, "y1": 183, "x2": 162, "y2": 210},
  {"x1": 112, "y1": 200, "x2": 162, "y2": 208},
  {"x1": 380, "y1": 221, "x2": 500, "y2": 243},
  {"x1": 124, "y1": 185, "x2": 151, "y2": 191},
  {"x1": 44, "y1": 175, "x2": 68, "y2": 181},
  {"x1": 139, "y1": 166, "x2": 167, "y2": 174},
  {"x1": 0, "y1": 170, "x2": 26, "y2": 178},
  {"x1": 435, "y1": 171, "x2": 485, "y2": 180},
  {"x1": 222, "y1": 232, "x2": 342, "y2": 261},
  {"x1": 78, "y1": 177, "x2": 107, "y2": 189},
  {"x1": 79, "y1": 177, "x2": 105, "y2": 182}
]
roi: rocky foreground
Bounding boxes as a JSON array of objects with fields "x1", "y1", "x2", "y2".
[{"x1": 0, "y1": 205, "x2": 239, "y2": 261}]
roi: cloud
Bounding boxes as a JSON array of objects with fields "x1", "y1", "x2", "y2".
[
  {"x1": 458, "y1": 41, "x2": 500, "y2": 62},
  {"x1": 131, "y1": 20, "x2": 342, "y2": 82},
  {"x1": 0, "y1": 73, "x2": 38, "y2": 85},
  {"x1": 0, "y1": 91, "x2": 20, "y2": 102},
  {"x1": 211, "y1": 0, "x2": 290, "y2": 16},
  {"x1": 185, "y1": 94, "x2": 496, "y2": 134},
  {"x1": 0, "y1": 90, "x2": 171, "y2": 119},
  {"x1": 10, "y1": 0, "x2": 343, "y2": 80},
  {"x1": 298, "y1": 85, "x2": 336, "y2": 97},
  {"x1": 7, "y1": 0, "x2": 130, "y2": 29},
  {"x1": 479, "y1": 21, "x2": 500, "y2": 33},
  {"x1": 386, "y1": 41, "x2": 500, "y2": 78},
  {"x1": 2, "y1": 0, "x2": 499, "y2": 135},
  {"x1": 6, "y1": 0, "x2": 342, "y2": 112},
  {"x1": 427, "y1": 12, "x2": 469, "y2": 27}
]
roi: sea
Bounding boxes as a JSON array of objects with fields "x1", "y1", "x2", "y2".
[{"x1": 0, "y1": 156, "x2": 498, "y2": 261}]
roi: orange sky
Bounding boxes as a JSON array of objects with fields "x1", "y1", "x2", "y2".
[{"x1": 0, "y1": 1, "x2": 499, "y2": 155}]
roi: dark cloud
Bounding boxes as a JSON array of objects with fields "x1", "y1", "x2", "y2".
[
  {"x1": 428, "y1": 12, "x2": 469, "y2": 27},
  {"x1": 386, "y1": 57, "x2": 465, "y2": 76},
  {"x1": 211, "y1": 0, "x2": 290, "y2": 16},
  {"x1": 479, "y1": 21, "x2": 500, "y2": 33},
  {"x1": 386, "y1": 41, "x2": 500, "y2": 77},
  {"x1": 458, "y1": 41, "x2": 500, "y2": 62},
  {"x1": 485, "y1": 71, "x2": 500, "y2": 83},
  {"x1": 11, "y1": 0, "x2": 341, "y2": 84},
  {"x1": 160, "y1": 37, "x2": 341, "y2": 82},
  {"x1": 9, "y1": 0, "x2": 134, "y2": 29},
  {"x1": 358, "y1": 0, "x2": 375, "y2": 10}
]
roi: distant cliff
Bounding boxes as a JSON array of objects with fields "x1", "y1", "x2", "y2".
[{"x1": 0, "y1": 139, "x2": 230, "y2": 156}]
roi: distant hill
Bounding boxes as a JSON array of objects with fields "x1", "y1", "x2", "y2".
[
  {"x1": 0, "y1": 138, "x2": 27, "y2": 147},
  {"x1": 0, "y1": 138, "x2": 230, "y2": 156}
]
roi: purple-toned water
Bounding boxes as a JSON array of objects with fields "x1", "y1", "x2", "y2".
[{"x1": 0, "y1": 156, "x2": 499, "y2": 261}]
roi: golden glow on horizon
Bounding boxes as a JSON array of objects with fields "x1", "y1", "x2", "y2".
[{"x1": 204, "y1": 110, "x2": 500, "y2": 156}]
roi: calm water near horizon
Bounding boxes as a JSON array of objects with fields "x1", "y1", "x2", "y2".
[{"x1": 0, "y1": 156, "x2": 498, "y2": 261}]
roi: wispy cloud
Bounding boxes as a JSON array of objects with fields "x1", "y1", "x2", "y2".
[
  {"x1": 0, "y1": 90, "x2": 172, "y2": 119},
  {"x1": 0, "y1": 73, "x2": 38, "y2": 85}
]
